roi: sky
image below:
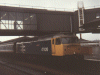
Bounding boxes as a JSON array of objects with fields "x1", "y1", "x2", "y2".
[
  {"x1": 0, "y1": 0, "x2": 100, "y2": 41},
  {"x1": 0, "y1": 0, "x2": 99, "y2": 9}
]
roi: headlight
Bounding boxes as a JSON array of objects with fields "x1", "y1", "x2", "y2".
[{"x1": 74, "y1": 52, "x2": 76, "y2": 54}]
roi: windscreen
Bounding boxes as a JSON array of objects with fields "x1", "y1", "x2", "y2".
[{"x1": 61, "y1": 37, "x2": 78, "y2": 44}]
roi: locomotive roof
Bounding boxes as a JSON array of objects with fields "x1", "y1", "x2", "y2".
[
  {"x1": 38, "y1": 33, "x2": 77, "y2": 41},
  {"x1": 0, "y1": 33, "x2": 77, "y2": 43}
]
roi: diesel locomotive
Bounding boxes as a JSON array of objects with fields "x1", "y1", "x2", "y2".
[{"x1": 0, "y1": 34, "x2": 92, "y2": 60}]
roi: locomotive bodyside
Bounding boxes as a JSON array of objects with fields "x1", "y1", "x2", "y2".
[{"x1": 16, "y1": 40, "x2": 52, "y2": 55}]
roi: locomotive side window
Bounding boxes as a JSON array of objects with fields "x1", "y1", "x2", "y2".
[
  {"x1": 56, "y1": 38, "x2": 61, "y2": 45},
  {"x1": 52, "y1": 39, "x2": 54, "y2": 44},
  {"x1": 62, "y1": 37, "x2": 78, "y2": 44}
]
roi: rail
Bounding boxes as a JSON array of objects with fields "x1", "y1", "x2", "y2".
[{"x1": 0, "y1": 60, "x2": 45, "y2": 75}]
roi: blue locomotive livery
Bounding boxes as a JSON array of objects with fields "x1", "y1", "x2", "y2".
[{"x1": 16, "y1": 40, "x2": 52, "y2": 55}]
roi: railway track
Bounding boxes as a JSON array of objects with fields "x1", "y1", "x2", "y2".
[
  {"x1": 0, "y1": 60, "x2": 47, "y2": 75},
  {"x1": 0, "y1": 57, "x2": 79, "y2": 75},
  {"x1": 0, "y1": 57, "x2": 100, "y2": 75}
]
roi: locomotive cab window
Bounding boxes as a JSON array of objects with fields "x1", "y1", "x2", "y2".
[
  {"x1": 52, "y1": 39, "x2": 54, "y2": 44},
  {"x1": 56, "y1": 38, "x2": 61, "y2": 45},
  {"x1": 62, "y1": 37, "x2": 78, "y2": 44}
]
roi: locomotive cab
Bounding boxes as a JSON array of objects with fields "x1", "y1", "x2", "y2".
[{"x1": 51, "y1": 36, "x2": 81, "y2": 56}]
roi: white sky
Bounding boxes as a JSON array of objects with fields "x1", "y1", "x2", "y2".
[{"x1": 0, "y1": 0, "x2": 100, "y2": 41}]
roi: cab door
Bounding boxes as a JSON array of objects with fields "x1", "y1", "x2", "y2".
[
  {"x1": 55, "y1": 38, "x2": 63, "y2": 56},
  {"x1": 51, "y1": 38, "x2": 56, "y2": 55}
]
